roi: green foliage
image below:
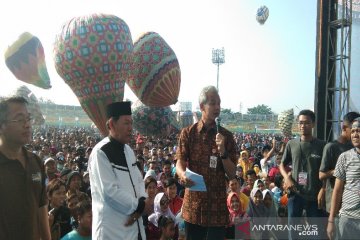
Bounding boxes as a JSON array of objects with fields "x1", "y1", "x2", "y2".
[
  {"x1": 221, "y1": 108, "x2": 232, "y2": 114},
  {"x1": 247, "y1": 104, "x2": 273, "y2": 115}
]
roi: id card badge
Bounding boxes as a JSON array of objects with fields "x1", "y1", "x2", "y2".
[
  {"x1": 210, "y1": 156, "x2": 218, "y2": 168},
  {"x1": 298, "y1": 172, "x2": 308, "y2": 185}
]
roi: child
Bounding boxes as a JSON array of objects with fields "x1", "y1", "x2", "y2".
[
  {"x1": 47, "y1": 179, "x2": 72, "y2": 239},
  {"x1": 225, "y1": 192, "x2": 250, "y2": 239},
  {"x1": 147, "y1": 192, "x2": 176, "y2": 240},
  {"x1": 247, "y1": 188, "x2": 267, "y2": 239},
  {"x1": 143, "y1": 176, "x2": 157, "y2": 228},
  {"x1": 227, "y1": 177, "x2": 249, "y2": 212},
  {"x1": 158, "y1": 215, "x2": 176, "y2": 240},
  {"x1": 61, "y1": 200, "x2": 92, "y2": 240},
  {"x1": 164, "y1": 178, "x2": 183, "y2": 215}
]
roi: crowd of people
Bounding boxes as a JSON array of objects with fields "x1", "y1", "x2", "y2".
[{"x1": 1, "y1": 85, "x2": 359, "y2": 240}]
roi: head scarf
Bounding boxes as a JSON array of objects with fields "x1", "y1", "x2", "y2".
[
  {"x1": 262, "y1": 189, "x2": 278, "y2": 218},
  {"x1": 247, "y1": 188, "x2": 267, "y2": 219},
  {"x1": 227, "y1": 192, "x2": 244, "y2": 218},
  {"x1": 240, "y1": 151, "x2": 249, "y2": 160},
  {"x1": 253, "y1": 179, "x2": 264, "y2": 190},
  {"x1": 148, "y1": 192, "x2": 175, "y2": 227}
]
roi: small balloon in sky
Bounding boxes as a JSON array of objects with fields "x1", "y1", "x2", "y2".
[
  {"x1": 256, "y1": 5, "x2": 269, "y2": 25},
  {"x1": 4, "y1": 32, "x2": 51, "y2": 89}
]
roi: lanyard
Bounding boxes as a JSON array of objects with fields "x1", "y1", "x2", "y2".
[{"x1": 298, "y1": 140, "x2": 308, "y2": 172}]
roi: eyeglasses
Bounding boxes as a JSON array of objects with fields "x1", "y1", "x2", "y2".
[
  {"x1": 160, "y1": 198, "x2": 169, "y2": 206},
  {"x1": 298, "y1": 121, "x2": 312, "y2": 126},
  {"x1": 7, "y1": 116, "x2": 34, "y2": 126}
]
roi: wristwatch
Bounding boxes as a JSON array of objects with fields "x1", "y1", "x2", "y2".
[{"x1": 220, "y1": 151, "x2": 228, "y2": 159}]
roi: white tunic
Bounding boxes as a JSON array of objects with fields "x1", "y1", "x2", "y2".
[{"x1": 88, "y1": 137, "x2": 146, "y2": 240}]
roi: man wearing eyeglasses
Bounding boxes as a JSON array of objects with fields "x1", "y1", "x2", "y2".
[
  {"x1": 0, "y1": 96, "x2": 51, "y2": 240},
  {"x1": 279, "y1": 109, "x2": 327, "y2": 239}
]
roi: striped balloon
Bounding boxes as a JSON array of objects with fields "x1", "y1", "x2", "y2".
[
  {"x1": 127, "y1": 32, "x2": 181, "y2": 107},
  {"x1": 5, "y1": 32, "x2": 51, "y2": 89},
  {"x1": 53, "y1": 13, "x2": 133, "y2": 136}
]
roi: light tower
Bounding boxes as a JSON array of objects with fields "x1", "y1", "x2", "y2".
[{"x1": 212, "y1": 48, "x2": 225, "y2": 91}]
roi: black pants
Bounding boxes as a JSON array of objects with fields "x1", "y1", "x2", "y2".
[{"x1": 184, "y1": 221, "x2": 225, "y2": 240}]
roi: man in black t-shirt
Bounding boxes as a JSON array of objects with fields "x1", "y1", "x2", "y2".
[
  {"x1": 280, "y1": 109, "x2": 326, "y2": 239},
  {"x1": 319, "y1": 112, "x2": 360, "y2": 213}
]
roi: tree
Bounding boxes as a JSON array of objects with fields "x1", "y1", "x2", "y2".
[
  {"x1": 247, "y1": 104, "x2": 273, "y2": 115},
  {"x1": 221, "y1": 108, "x2": 232, "y2": 114}
]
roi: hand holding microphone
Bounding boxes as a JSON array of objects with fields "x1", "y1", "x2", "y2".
[{"x1": 215, "y1": 117, "x2": 226, "y2": 156}]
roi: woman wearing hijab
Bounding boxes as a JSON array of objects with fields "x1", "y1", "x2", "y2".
[
  {"x1": 226, "y1": 192, "x2": 250, "y2": 239},
  {"x1": 253, "y1": 179, "x2": 266, "y2": 191},
  {"x1": 238, "y1": 151, "x2": 251, "y2": 180},
  {"x1": 247, "y1": 188, "x2": 267, "y2": 239},
  {"x1": 147, "y1": 192, "x2": 176, "y2": 240},
  {"x1": 262, "y1": 189, "x2": 279, "y2": 239}
]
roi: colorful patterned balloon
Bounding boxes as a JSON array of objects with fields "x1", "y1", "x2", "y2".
[
  {"x1": 278, "y1": 108, "x2": 294, "y2": 137},
  {"x1": 13, "y1": 85, "x2": 45, "y2": 126},
  {"x1": 132, "y1": 100, "x2": 179, "y2": 137},
  {"x1": 4, "y1": 32, "x2": 51, "y2": 89},
  {"x1": 127, "y1": 32, "x2": 181, "y2": 107},
  {"x1": 256, "y1": 5, "x2": 269, "y2": 25},
  {"x1": 53, "y1": 14, "x2": 133, "y2": 136}
]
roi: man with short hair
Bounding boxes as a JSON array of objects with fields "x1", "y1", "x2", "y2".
[
  {"x1": 176, "y1": 85, "x2": 237, "y2": 240},
  {"x1": 88, "y1": 102, "x2": 151, "y2": 239},
  {"x1": 0, "y1": 96, "x2": 50, "y2": 240},
  {"x1": 327, "y1": 117, "x2": 360, "y2": 239},
  {"x1": 241, "y1": 169, "x2": 257, "y2": 197},
  {"x1": 259, "y1": 138, "x2": 276, "y2": 176},
  {"x1": 162, "y1": 159, "x2": 173, "y2": 178},
  {"x1": 319, "y1": 112, "x2": 360, "y2": 214},
  {"x1": 279, "y1": 109, "x2": 327, "y2": 239}
]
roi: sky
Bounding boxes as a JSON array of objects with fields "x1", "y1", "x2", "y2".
[{"x1": 0, "y1": 0, "x2": 318, "y2": 114}]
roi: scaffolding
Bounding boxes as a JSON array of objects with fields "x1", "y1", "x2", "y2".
[{"x1": 315, "y1": 0, "x2": 352, "y2": 141}]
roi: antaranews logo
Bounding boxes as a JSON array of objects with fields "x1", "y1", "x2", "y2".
[{"x1": 235, "y1": 218, "x2": 323, "y2": 239}]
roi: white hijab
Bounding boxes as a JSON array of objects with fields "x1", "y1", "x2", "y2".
[{"x1": 148, "y1": 192, "x2": 175, "y2": 227}]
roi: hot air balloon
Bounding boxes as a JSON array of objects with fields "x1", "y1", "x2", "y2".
[
  {"x1": 132, "y1": 100, "x2": 179, "y2": 137},
  {"x1": 13, "y1": 85, "x2": 45, "y2": 126},
  {"x1": 278, "y1": 108, "x2": 294, "y2": 137},
  {"x1": 256, "y1": 5, "x2": 269, "y2": 25},
  {"x1": 127, "y1": 32, "x2": 181, "y2": 107},
  {"x1": 4, "y1": 32, "x2": 51, "y2": 89},
  {"x1": 53, "y1": 14, "x2": 133, "y2": 136},
  {"x1": 177, "y1": 110, "x2": 194, "y2": 128}
]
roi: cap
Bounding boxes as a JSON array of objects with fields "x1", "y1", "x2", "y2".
[
  {"x1": 106, "y1": 101, "x2": 132, "y2": 119},
  {"x1": 44, "y1": 157, "x2": 55, "y2": 165}
]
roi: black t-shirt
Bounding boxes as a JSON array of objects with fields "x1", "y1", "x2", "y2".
[
  {"x1": 319, "y1": 140, "x2": 353, "y2": 212},
  {"x1": 282, "y1": 138, "x2": 326, "y2": 200},
  {"x1": 50, "y1": 205, "x2": 72, "y2": 238}
]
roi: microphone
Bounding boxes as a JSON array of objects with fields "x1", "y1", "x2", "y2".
[{"x1": 215, "y1": 117, "x2": 221, "y2": 133}]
